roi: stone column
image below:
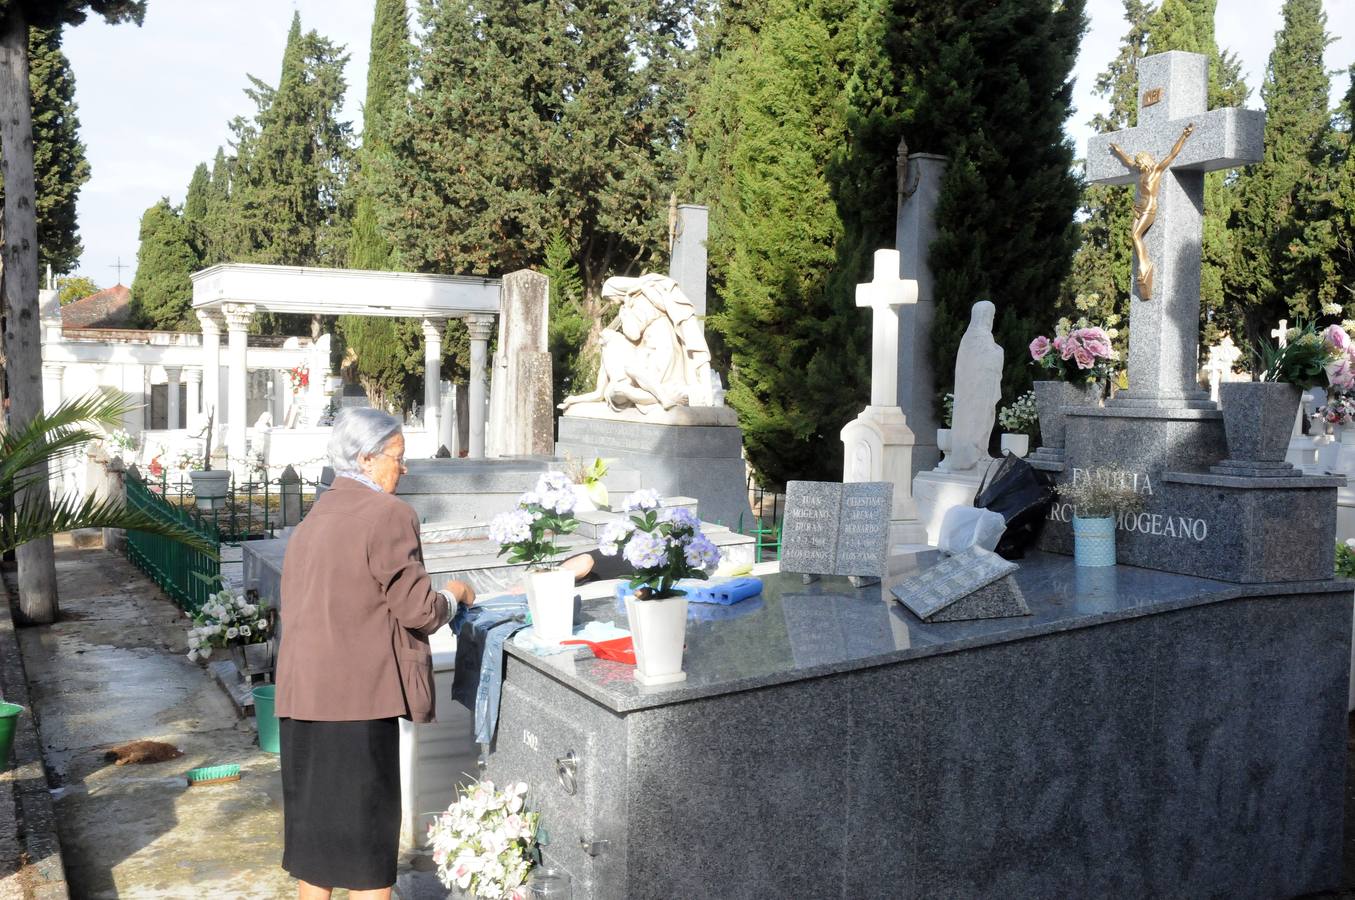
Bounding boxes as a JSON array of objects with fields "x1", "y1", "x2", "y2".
[
  {"x1": 895, "y1": 152, "x2": 947, "y2": 477},
  {"x1": 184, "y1": 366, "x2": 202, "y2": 429},
  {"x1": 196, "y1": 310, "x2": 223, "y2": 444},
  {"x1": 40, "y1": 362, "x2": 64, "y2": 416},
  {"x1": 222, "y1": 303, "x2": 255, "y2": 468},
  {"x1": 669, "y1": 204, "x2": 709, "y2": 316},
  {"x1": 164, "y1": 366, "x2": 182, "y2": 430},
  {"x1": 466, "y1": 315, "x2": 496, "y2": 459},
  {"x1": 422, "y1": 318, "x2": 446, "y2": 454}
]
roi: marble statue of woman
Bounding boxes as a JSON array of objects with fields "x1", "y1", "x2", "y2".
[
  {"x1": 948, "y1": 301, "x2": 1004, "y2": 473},
  {"x1": 560, "y1": 273, "x2": 713, "y2": 413}
]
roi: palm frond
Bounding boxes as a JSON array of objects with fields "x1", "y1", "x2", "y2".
[
  {"x1": 1, "y1": 492, "x2": 219, "y2": 558},
  {"x1": 0, "y1": 392, "x2": 138, "y2": 489}
]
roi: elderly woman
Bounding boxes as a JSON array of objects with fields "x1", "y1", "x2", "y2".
[{"x1": 275, "y1": 408, "x2": 475, "y2": 900}]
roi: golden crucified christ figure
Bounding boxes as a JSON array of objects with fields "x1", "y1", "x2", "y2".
[{"x1": 1109, "y1": 122, "x2": 1195, "y2": 300}]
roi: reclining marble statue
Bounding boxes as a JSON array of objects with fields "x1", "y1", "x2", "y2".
[{"x1": 560, "y1": 273, "x2": 713, "y2": 413}]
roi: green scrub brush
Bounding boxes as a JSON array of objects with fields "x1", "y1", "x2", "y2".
[{"x1": 185, "y1": 764, "x2": 241, "y2": 786}]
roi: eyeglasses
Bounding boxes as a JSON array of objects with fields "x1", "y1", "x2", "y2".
[{"x1": 376, "y1": 450, "x2": 406, "y2": 467}]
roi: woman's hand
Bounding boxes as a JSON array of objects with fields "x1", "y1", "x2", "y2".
[{"x1": 443, "y1": 579, "x2": 476, "y2": 606}]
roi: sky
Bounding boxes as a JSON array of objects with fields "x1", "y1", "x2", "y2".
[{"x1": 59, "y1": 0, "x2": 1355, "y2": 286}]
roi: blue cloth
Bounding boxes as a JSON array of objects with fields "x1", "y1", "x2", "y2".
[
  {"x1": 612, "y1": 577, "x2": 763, "y2": 605},
  {"x1": 449, "y1": 596, "x2": 529, "y2": 744}
]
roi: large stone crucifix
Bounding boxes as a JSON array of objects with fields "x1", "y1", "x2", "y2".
[
  {"x1": 857, "y1": 248, "x2": 919, "y2": 408},
  {"x1": 1087, "y1": 51, "x2": 1263, "y2": 407}
]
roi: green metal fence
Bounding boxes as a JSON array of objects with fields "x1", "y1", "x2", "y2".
[
  {"x1": 140, "y1": 468, "x2": 323, "y2": 543},
  {"x1": 738, "y1": 474, "x2": 784, "y2": 562},
  {"x1": 125, "y1": 470, "x2": 222, "y2": 613}
]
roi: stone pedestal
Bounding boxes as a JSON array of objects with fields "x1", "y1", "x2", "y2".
[
  {"x1": 556, "y1": 406, "x2": 752, "y2": 531},
  {"x1": 841, "y1": 407, "x2": 927, "y2": 549},
  {"x1": 912, "y1": 466, "x2": 988, "y2": 546},
  {"x1": 1038, "y1": 405, "x2": 1341, "y2": 583}
]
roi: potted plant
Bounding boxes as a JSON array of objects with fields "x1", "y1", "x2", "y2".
[
  {"x1": 98, "y1": 427, "x2": 138, "y2": 464},
  {"x1": 598, "y1": 489, "x2": 721, "y2": 685},
  {"x1": 1226, "y1": 322, "x2": 1348, "y2": 466},
  {"x1": 564, "y1": 455, "x2": 613, "y2": 512},
  {"x1": 186, "y1": 583, "x2": 276, "y2": 679},
  {"x1": 998, "y1": 390, "x2": 1039, "y2": 458},
  {"x1": 1028, "y1": 318, "x2": 1119, "y2": 455},
  {"x1": 187, "y1": 410, "x2": 230, "y2": 507},
  {"x1": 1056, "y1": 466, "x2": 1145, "y2": 567},
  {"x1": 489, "y1": 472, "x2": 581, "y2": 644},
  {"x1": 428, "y1": 780, "x2": 539, "y2": 899}
]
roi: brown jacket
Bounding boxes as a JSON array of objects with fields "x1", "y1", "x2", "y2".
[{"x1": 275, "y1": 476, "x2": 450, "y2": 723}]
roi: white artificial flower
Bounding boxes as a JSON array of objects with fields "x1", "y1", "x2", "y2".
[
  {"x1": 241, "y1": 603, "x2": 257, "y2": 617},
  {"x1": 200, "y1": 646, "x2": 212, "y2": 659},
  {"x1": 226, "y1": 626, "x2": 239, "y2": 640},
  {"x1": 239, "y1": 625, "x2": 252, "y2": 638},
  {"x1": 256, "y1": 618, "x2": 269, "y2": 631},
  {"x1": 187, "y1": 649, "x2": 199, "y2": 662}
]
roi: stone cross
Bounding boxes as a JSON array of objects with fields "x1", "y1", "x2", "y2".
[
  {"x1": 856, "y1": 249, "x2": 918, "y2": 408},
  {"x1": 1086, "y1": 51, "x2": 1264, "y2": 407},
  {"x1": 1271, "y1": 319, "x2": 1289, "y2": 349}
]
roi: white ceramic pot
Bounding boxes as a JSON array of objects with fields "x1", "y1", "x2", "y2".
[
  {"x1": 1000, "y1": 433, "x2": 1030, "y2": 458},
  {"x1": 526, "y1": 568, "x2": 575, "y2": 644},
  {"x1": 936, "y1": 428, "x2": 952, "y2": 471},
  {"x1": 624, "y1": 593, "x2": 688, "y2": 685}
]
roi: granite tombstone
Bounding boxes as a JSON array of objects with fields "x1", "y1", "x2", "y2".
[{"x1": 781, "y1": 481, "x2": 892, "y2": 584}]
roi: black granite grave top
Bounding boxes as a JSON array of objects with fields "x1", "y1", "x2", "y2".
[{"x1": 507, "y1": 550, "x2": 1352, "y2": 713}]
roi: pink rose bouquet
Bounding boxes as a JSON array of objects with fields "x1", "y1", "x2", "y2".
[{"x1": 1029, "y1": 320, "x2": 1119, "y2": 385}]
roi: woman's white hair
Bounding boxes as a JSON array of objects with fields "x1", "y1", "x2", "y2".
[{"x1": 328, "y1": 408, "x2": 402, "y2": 475}]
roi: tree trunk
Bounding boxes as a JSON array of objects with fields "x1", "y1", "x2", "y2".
[{"x1": 0, "y1": 8, "x2": 59, "y2": 624}]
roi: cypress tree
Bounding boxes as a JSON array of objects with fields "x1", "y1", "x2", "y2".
[
  {"x1": 198, "y1": 146, "x2": 236, "y2": 265},
  {"x1": 380, "y1": 0, "x2": 695, "y2": 339},
  {"x1": 130, "y1": 198, "x2": 197, "y2": 330},
  {"x1": 0, "y1": 25, "x2": 90, "y2": 276},
  {"x1": 232, "y1": 12, "x2": 353, "y2": 269},
  {"x1": 1227, "y1": 0, "x2": 1331, "y2": 337},
  {"x1": 339, "y1": 0, "x2": 424, "y2": 413},
  {"x1": 1281, "y1": 67, "x2": 1352, "y2": 318},
  {"x1": 182, "y1": 161, "x2": 210, "y2": 261},
  {"x1": 1060, "y1": 0, "x2": 1153, "y2": 359},
  {"x1": 1146, "y1": 0, "x2": 1250, "y2": 343},
  {"x1": 689, "y1": 0, "x2": 865, "y2": 487},
  {"x1": 542, "y1": 230, "x2": 592, "y2": 406},
  {"x1": 894, "y1": 0, "x2": 1086, "y2": 415}
]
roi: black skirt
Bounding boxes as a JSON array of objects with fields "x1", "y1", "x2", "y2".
[{"x1": 280, "y1": 717, "x2": 401, "y2": 890}]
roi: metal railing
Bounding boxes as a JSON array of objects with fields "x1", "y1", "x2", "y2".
[
  {"x1": 139, "y1": 468, "x2": 323, "y2": 543},
  {"x1": 125, "y1": 470, "x2": 221, "y2": 613},
  {"x1": 739, "y1": 474, "x2": 785, "y2": 562}
]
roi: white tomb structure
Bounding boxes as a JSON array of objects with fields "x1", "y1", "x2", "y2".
[
  {"x1": 190, "y1": 263, "x2": 503, "y2": 468},
  {"x1": 840, "y1": 248, "x2": 927, "y2": 550}
]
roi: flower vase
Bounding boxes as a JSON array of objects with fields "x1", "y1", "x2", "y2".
[
  {"x1": 1217, "y1": 382, "x2": 1302, "y2": 466},
  {"x1": 525, "y1": 568, "x2": 576, "y2": 644},
  {"x1": 1336, "y1": 424, "x2": 1355, "y2": 476},
  {"x1": 1032, "y1": 381, "x2": 1100, "y2": 455},
  {"x1": 189, "y1": 469, "x2": 230, "y2": 509},
  {"x1": 1072, "y1": 515, "x2": 1117, "y2": 568},
  {"x1": 624, "y1": 593, "x2": 688, "y2": 685},
  {"x1": 229, "y1": 641, "x2": 275, "y2": 679},
  {"x1": 1000, "y1": 433, "x2": 1030, "y2": 458},
  {"x1": 936, "y1": 429, "x2": 953, "y2": 471}
]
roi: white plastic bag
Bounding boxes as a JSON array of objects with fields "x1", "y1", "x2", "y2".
[{"x1": 938, "y1": 506, "x2": 1007, "y2": 555}]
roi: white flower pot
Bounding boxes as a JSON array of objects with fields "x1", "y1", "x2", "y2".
[
  {"x1": 188, "y1": 469, "x2": 230, "y2": 508},
  {"x1": 571, "y1": 483, "x2": 597, "y2": 512},
  {"x1": 624, "y1": 593, "x2": 688, "y2": 685},
  {"x1": 526, "y1": 568, "x2": 575, "y2": 645},
  {"x1": 936, "y1": 428, "x2": 952, "y2": 472},
  {"x1": 1000, "y1": 433, "x2": 1030, "y2": 458}
]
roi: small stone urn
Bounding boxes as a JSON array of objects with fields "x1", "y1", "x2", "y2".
[{"x1": 1213, "y1": 381, "x2": 1303, "y2": 476}]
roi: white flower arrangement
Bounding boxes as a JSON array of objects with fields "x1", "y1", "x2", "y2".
[
  {"x1": 998, "y1": 390, "x2": 1039, "y2": 435},
  {"x1": 429, "y1": 780, "x2": 539, "y2": 899},
  {"x1": 597, "y1": 491, "x2": 720, "y2": 599},
  {"x1": 488, "y1": 472, "x2": 580, "y2": 570},
  {"x1": 102, "y1": 428, "x2": 138, "y2": 457},
  {"x1": 186, "y1": 588, "x2": 272, "y2": 662}
]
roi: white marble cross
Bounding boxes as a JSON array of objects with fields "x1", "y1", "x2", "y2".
[
  {"x1": 1271, "y1": 319, "x2": 1289, "y2": 349},
  {"x1": 856, "y1": 249, "x2": 919, "y2": 408},
  {"x1": 1086, "y1": 51, "x2": 1264, "y2": 406}
]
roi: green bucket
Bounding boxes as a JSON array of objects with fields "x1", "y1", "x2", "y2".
[
  {"x1": 0, "y1": 702, "x2": 23, "y2": 770},
  {"x1": 252, "y1": 685, "x2": 279, "y2": 754}
]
